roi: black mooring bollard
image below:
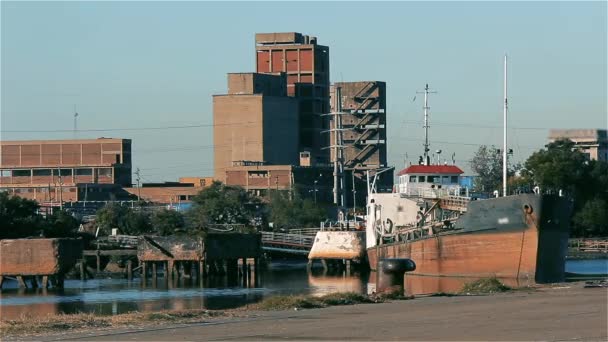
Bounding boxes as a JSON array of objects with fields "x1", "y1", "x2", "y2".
[{"x1": 377, "y1": 258, "x2": 416, "y2": 295}]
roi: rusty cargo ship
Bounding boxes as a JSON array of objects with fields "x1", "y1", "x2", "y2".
[{"x1": 366, "y1": 191, "x2": 572, "y2": 283}]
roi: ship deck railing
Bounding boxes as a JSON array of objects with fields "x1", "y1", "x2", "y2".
[{"x1": 569, "y1": 238, "x2": 608, "y2": 253}]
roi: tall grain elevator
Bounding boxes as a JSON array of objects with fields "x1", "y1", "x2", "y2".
[{"x1": 255, "y1": 32, "x2": 330, "y2": 165}]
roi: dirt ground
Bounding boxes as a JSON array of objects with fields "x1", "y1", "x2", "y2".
[{"x1": 14, "y1": 283, "x2": 608, "y2": 341}]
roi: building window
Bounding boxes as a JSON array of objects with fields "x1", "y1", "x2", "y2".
[
  {"x1": 0, "y1": 170, "x2": 10, "y2": 177},
  {"x1": 12, "y1": 170, "x2": 31, "y2": 177},
  {"x1": 179, "y1": 195, "x2": 187, "y2": 200},
  {"x1": 418, "y1": 176, "x2": 426, "y2": 183},
  {"x1": 75, "y1": 168, "x2": 93, "y2": 176},
  {"x1": 59, "y1": 169, "x2": 72, "y2": 176},
  {"x1": 409, "y1": 176, "x2": 417, "y2": 183},
  {"x1": 98, "y1": 168, "x2": 112, "y2": 177},
  {"x1": 33, "y1": 169, "x2": 52, "y2": 176},
  {"x1": 428, "y1": 175, "x2": 440, "y2": 183},
  {"x1": 249, "y1": 171, "x2": 268, "y2": 178},
  {"x1": 451, "y1": 176, "x2": 459, "y2": 183}
]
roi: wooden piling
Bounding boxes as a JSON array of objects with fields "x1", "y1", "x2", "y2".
[
  {"x1": 151, "y1": 262, "x2": 157, "y2": 280},
  {"x1": 142, "y1": 261, "x2": 148, "y2": 282},
  {"x1": 16, "y1": 276, "x2": 27, "y2": 288},
  {"x1": 96, "y1": 250, "x2": 101, "y2": 272},
  {"x1": 168, "y1": 261, "x2": 175, "y2": 280},
  {"x1": 41, "y1": 276, "x2": 49, "y2": 289},
  {"x1": 80, "y1": 260, "x2": 86, "y2": 281},
  {"x1": 127, "y1": 260, "x2": 133, "y2": 281}
]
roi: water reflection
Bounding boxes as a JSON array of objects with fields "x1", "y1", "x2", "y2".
[{"x1": 1, "y1": 259, "x2": 605, "y2": 320}]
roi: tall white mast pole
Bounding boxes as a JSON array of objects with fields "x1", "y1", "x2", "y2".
[
  {"x1": 502, "y1": 54, "x2": 508, "y2": 197},
  {"x1": 423, "y1": 84, "x2": 430, "y2": 165}
]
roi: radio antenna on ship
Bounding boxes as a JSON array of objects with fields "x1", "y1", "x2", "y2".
[{"x1": 417, "y1": 84, "x2": 437, "y2": 165}]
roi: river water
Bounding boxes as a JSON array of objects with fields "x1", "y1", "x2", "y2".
[{"x1": 1, "y1": 259, "x2": 606, "y2": 320}]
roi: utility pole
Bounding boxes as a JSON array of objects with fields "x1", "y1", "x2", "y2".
[
  {"x1": 417, "y1": 84, "x2": 437, "y2": 165},
  {"x1": 503, "y1": 54, "x2": 508, "y2": 197},
  {"x1": 331, "y1": 87, "x2": 346, "y2": 207},
  {"x1": 351, "y1": 171, "x2": 356, "y2": 217},
  {"x1": 135, "y1": 168, "x2": 141, "y2": 202},
  {"x1": 57, "y1": 167, "x2": 63, "y2": 210}
]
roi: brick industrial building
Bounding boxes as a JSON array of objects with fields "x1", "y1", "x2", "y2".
[
  {"x1": 0, "y1": 138, "x2": 132, "y2": 203},
  {"x1": 0, "y1": 138, "x2": 211, "y2": 206},
  {"x1": 255, "y1": 32, "x2": 330, "y2": 164},
  {"x1": 213, "y1": 73, "x2": 300, "y2": 181},
  {"x1": 548, "y1": 129, "x2": 607, "y2": 161},
  {"x1": 214, "y1": 32, "x2": 392, "y2": 206}
]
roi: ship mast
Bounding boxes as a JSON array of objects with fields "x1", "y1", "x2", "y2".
[
  {"x1": 418, "y1": 84, "x2": 436, "y2": 165},
  {"x1": 502, "y1": 55, "x2": 508, "y2": 197}
]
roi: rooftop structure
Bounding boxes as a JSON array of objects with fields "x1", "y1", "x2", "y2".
[
  {"x1": 256, "y1": 32, "x2": 330, "y2": 164},
  {"x1": 548, "y1": 129, "x2": 607, "y2": 161}
]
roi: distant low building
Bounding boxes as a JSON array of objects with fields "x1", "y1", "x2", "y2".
[
  {"x1": 548, "y1": 129, "x2": 607, "y2": 161},
  {"x1": 0, "y1": 138, "x2": 132, "y2": 205}
]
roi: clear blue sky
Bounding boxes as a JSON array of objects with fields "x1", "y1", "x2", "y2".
[{"x1": 2, "y1": 1, "x2": 606, "y2": 181}]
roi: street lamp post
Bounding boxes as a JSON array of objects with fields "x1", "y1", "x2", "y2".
[{"x1": 313, "y1": 180, "x2": 318, "y2": 203}]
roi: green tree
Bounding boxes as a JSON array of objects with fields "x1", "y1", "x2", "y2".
[
  {"x1": 151, "y1": 209, "x2": 185, "y2": 236},
  {"x1": 0, "y1": 192, "x2": 44, "y2": 239},
  {"x1": 95, "y1": 203, "x2": 152, "y2": 235},
  {"x1": 469, "y1": 145, "x2": 517, "y2": 193},
  {"x1": 524, "y1": 139, "x2": 588, "y2": 195},
  {"x1": 44, "y1": 209, "x2": 80, "y2": 238},
  {"x1": 187, "y1": 181, "x2": 261, "y2": 229},
  {"x1": 572, "y1": 198, "x2": 608, "y2": 237},
  {"x1": 268, "y1": 190, "x2": 326, "y2": 230},
  {"x1": 523, "y1": 139, "x2": 608, "y2": 237}
]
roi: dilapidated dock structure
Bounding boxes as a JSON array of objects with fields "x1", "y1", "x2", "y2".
[
  {"x1": 0, "y1": 238, "x2": 83, "y2": 289},
  {"x1": 137, "y1": 233, "x2": 262, "y2": 285}
]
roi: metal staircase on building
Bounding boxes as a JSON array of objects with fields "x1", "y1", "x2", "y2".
[{"x1": 343, "y1": 82, "x2": 384, "y2": 169}]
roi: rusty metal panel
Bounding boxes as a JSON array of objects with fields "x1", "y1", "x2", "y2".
[
  {"x1": 41, "y1": 144, "x2": 61, "y2": 165},
  {"x1": 102, "y1": 152, "x2": 119, "y2": 164},
  {"x1": 300, "y1": 49, "x2": 313, "y2": 71},
  {"x1": 1, "y1": 145, "x2": 20, "y2": 166},
  {"x1": 285, "y1": 50, "x2": 298, "y2": 72},
  {"x1": 300, "y1": 74, "x2": 313, "y2": 83},
  {"x1": 81, "y1": 144, "x2": 101, "y2": 164},
  {"x1": 20, "y1": 144, "x2": 40, "y2": 166},
  {"x1": 61, "y1": 144, "x2": 80, "y2": 165},
  {"x1": 226, "y1": 170, "x2": 247, "y2": 186},
  {"x1": 257, "y1": 51, "x2": 270, "y2": 72},
  {"x1": 271, "y1": 50, "x2": 283, "y2": 72},
  {"x1": 0, "y1": 238, "x2": 83, "y2": 276}
]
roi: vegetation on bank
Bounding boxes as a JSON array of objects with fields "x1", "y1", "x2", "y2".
[
  {"x1": 471, "y1": 139, "x2": 608, "y2": 237},
  {"x1": 0, "y1": 292, "x2": 414, "y2": 337},
  {"x1": 460, "y1": 278, "x2": 511, "y2": 294},
  {"x1": 0, "y1": 309, "x2": 227, "y2": 336}
]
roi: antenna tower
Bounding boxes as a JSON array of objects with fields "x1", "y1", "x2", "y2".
[
  {"x1": 73, "y1": 105, "x2": 79, "y2": 139},
  {"x1": 417, "y1": 84, "x2": 437, "y2": 165}
]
